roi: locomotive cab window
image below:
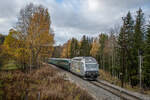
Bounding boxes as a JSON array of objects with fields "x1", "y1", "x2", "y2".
[{"x1": 85, "y1": 57, "x2": 97, "y2": 63}]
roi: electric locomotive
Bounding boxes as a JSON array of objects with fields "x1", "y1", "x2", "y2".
[{"x1": 70, "y1": 57, "x2": 99, "y2": 79}]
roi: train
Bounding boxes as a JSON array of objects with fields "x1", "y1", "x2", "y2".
[
  {"x1": 48, "y1": 58, "x2": 71, "y2": 71},
  {"x1": 48, "y1": 57, "x2": 99, "y2": 80}
]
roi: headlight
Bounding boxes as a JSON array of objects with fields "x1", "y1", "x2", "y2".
[{"x1": 96, "y1": 71, "x2": 99, "y2": 74}]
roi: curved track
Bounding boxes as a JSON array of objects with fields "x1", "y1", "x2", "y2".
[{"x1": 48, "y1": 63, "x2": 147, "y2": 100}]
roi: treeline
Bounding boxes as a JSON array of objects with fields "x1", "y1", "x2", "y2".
[
  {"x1": 60, "y1": 36, "x2": 93, "y2": 58},
  {"x1": 0, "y1": 3, "x2": 54, "y2": 71},
  {"x1": 54, "y1": 8, "x2": 150, "y2": 89}
]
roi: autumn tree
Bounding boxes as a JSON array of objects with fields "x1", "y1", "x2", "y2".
[
  {"x1": 61, "y1": 40, "x2": 71, "y2": 58},
  {"x1": 26, "y1": 6, "x2": 54, "y2": 68},
  {"x1": 0, "y1": 45, "x2": 11, "y2": 68},
  {"x1": 4, "y1": 29, "x2": 22, "y2": 55},
  {"x1": 52, "y1": 46, "x2": 62, "y2": 58},
  {"x1": 3, "y1": 3, "x2": 54, "y2": 71},
  {"x1": 3, "y1": 29, "x2": 29, "y2": 70},
  {"x1": 90, "y1": 38, "x2": 100, "y2": 59},
  {"x1": 0, "y1": 34, "x2": 6, "y2": 67},
  {"x1": 0, "y1": 34, "x2": 6, "y2": 45},
  {"x1": 16, "y1": 3, "x2": 36, "y2": 37}
]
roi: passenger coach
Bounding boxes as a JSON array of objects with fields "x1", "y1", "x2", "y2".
[{"x1": 48, "y1": 58, "x2": 70, "y2": 71}]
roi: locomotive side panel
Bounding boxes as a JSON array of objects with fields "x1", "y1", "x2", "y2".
[{"x1": 70, "y1": 59, "x2": 84, "y2": 77}]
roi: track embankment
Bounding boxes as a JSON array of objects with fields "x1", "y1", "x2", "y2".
[{"x1": 48, "y1": 63, "x2": 150, "y2": 100}]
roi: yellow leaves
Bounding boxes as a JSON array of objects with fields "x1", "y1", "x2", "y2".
[
  {"x1": 15, "y1": 48, "x2": 30, "y2": 64},
  {"x1": 90, "y1": 38, "x2": 100, "y2": 57},
  {"x1": 4, "y1": 29, "x2": 17, "y2": 48},
  {"x1": 27, "y1": 7, "x2": 54, "y2": 47},
  {"x1": 26, "y1": 7, "x2": 54, "y2": 60},
  {"x1": 61, "y1": 47, "x2": 68, "y2": 58},
  {"x1": 61, "y1": 40, "x2": 71, "y2": 58},
  {"x1": 3, "y1": 29, "x2": 22, "y2": 56}
]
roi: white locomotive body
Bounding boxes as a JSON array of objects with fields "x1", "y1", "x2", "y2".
[{"x1": 70, "y1": 57, "x2": 99, "y2": 79}]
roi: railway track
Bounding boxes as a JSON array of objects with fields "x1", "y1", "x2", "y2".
[
  {"x1": 48, "y1": 63, "x2": 149, "y2": 100},
  {"x1": 89, "y1": 80, "x2": 141, "y2": 100}
]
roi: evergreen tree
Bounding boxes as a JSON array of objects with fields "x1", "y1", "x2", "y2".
[
  {"x1": 118, "y1": 26, "x2": 126, "y2": 87},
  {"x1": 79, "y1": 35, "x2": 91, "y2": 56},
  {"x1": 98, "y1": 34, "x2": 108, "y2": 69},
  {"x1": 124, "y1": 12, "x2": 135, "y2": 84},
  {"x1": 143, "y1": 22, "x2": 150, "y2": 87},
  {"x1": 87, "y1": 36, "x2": 93, "y2": 56},
  {"x1": 70, "y1": 38, "x2": 79, "y2": 58},
  {"x1": 132, "y1": 8, "x2": 145, "y2": 86},
  {"x1": 118, "y1": 11, "x2": 134, "y2": 87}
]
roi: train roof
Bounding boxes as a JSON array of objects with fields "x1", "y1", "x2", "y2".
[
  {"x1": 49, "y1": 58, "x2": 71, "y2": 61},
  {"x1": 72, "y1": 56, "x2": 94, "y2": 59},
  {"x1": 72, "y1": 56, "x2": 97, "y2": 63},
  {"x1": 49, "y1": 57, "x2": 97, "y2": 63}
]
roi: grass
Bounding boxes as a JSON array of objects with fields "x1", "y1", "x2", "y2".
[
  {"x1": 99, "y1": 69, "x2": 150, "y2": 95},
  {"x1": 0, "y1": 60, "x2": 19, "y2": 70},
  {"x1": 0, "y1": 80, "x2": 4, "y2": 100},
  {"x1": 0, "y1": 80, "x2": 2, "y2": 88},
  {"x1": 99, "y1": 69, "x2": 120, "y2": 85},
  {"x1": 0, "y1": 64, "x2": 94, "y2": 100}
]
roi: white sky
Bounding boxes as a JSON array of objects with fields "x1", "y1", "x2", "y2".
[{"x1": 0, "y1": 0, "x2": 150, "y2": 45}]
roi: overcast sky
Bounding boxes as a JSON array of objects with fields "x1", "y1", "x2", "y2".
[{"x1": 0, "y1": 0, "x2": 150, "y2": 45}]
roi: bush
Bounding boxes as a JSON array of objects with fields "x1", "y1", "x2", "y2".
[{"x1": 0, "y1": 65, "x2": 94, "y2": 100}]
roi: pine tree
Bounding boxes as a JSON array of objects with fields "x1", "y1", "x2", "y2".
[
  {"x1": 132, "y1": 8, "x2": 145, "y2": 86},
  {"x1": 118, "y1": 11, "x2": 134, "y2": 87},
  {"x1": 70, "y1": 38, "x2": 79, "y2": 58},
  {"x1": 79, "y1": 35, "x2": 91, "y2": 56},
  {"x1": 98, "y1": 34, "x2": 108, "y2": 69},
  {"x1": 143, "y1": 22, "x2": 150, "y2": 87},
  {"x1": 118, "y1": 26, "x2": 126, "y2": 87},
  {"x1": 124, "y1": 12, "x2": 135, "y2": 84}
]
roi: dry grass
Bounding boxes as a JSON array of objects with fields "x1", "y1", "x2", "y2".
[
  {"x1": 99, "y1": 69, "x2": 121, "y2": 85},
  {"x1": 99, "y1": 69, "x2": 150, "y2": 95},
  {"x1": 0, "y1": 65, "x2": 94, "y2": 100}
]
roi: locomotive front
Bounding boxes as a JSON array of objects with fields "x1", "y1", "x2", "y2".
[{"x1": 84, "y1": 57, "x2": 99, "y2": 79}]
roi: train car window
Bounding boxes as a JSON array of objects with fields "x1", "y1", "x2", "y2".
[
  {"x1": 86, "y1": 64, "x2": 98, "y2": 69},
  {"x1": 85, "y1": 57, "x2": 97, "y2": 63}
]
